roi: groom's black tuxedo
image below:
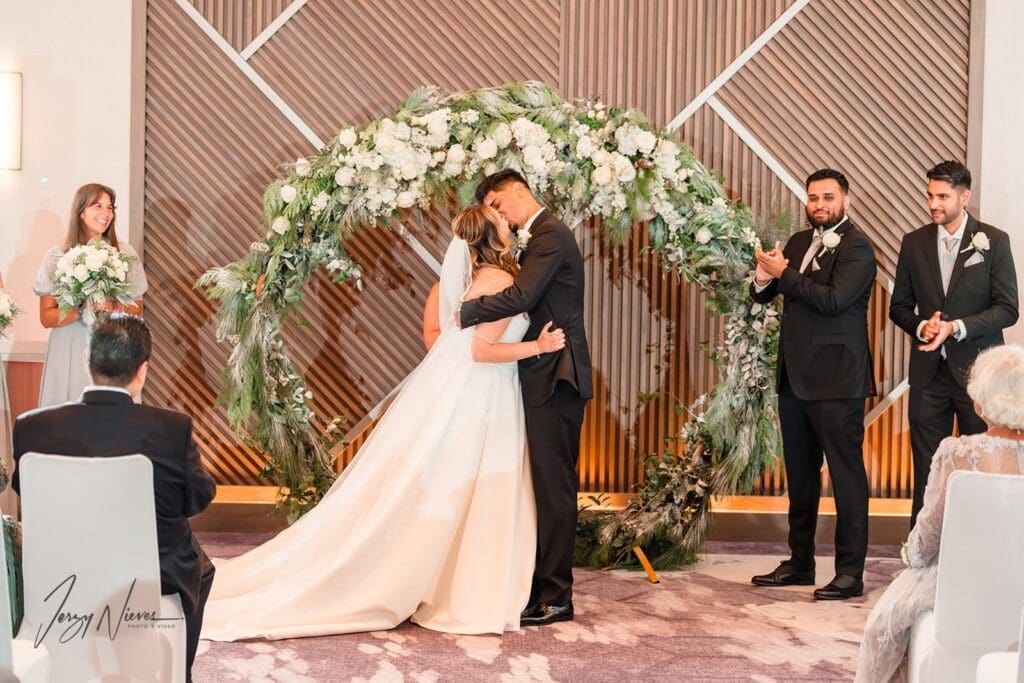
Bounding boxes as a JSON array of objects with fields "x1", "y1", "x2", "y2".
[
  {"x1": 12, "y1": 389, "x2": 216, "y2": 678},
  {"x1": 751, "y1": 219, "x2": 876, "y2": 579},
  {"x1": 461, "y1": 208, "x2": 592, "y2": 607},
  {"x1": 889, "y1": 215, "x2": 1018, "y2": 526}
]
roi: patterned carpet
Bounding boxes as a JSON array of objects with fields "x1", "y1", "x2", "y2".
[{"x1": 193, "y1": 534, "x2": 902, "y2": 682}]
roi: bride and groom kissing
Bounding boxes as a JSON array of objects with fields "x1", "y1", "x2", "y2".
[{"x1": 201, "y1": 169, "x2": 593, "y2": 640}]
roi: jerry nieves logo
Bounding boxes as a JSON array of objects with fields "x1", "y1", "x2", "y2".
[{"x1": 34, "y1": 574, "x2": 183, "y2": 647}]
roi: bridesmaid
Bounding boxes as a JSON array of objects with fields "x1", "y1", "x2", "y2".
[{"x1": 34, "y1": 183, "x2": 148, "y2": 407}]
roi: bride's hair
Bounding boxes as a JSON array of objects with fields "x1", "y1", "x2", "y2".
[
  {"x1": 967, "y1": 344, "x2": 1024, "y2": 431},
  {"x1": 451, "y1": 205, "x2": 518, "y2": 276}
]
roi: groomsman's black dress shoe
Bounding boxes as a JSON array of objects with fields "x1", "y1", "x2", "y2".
[
  {"x1": 813, "y1": 574, "x2": 863, "y2": 600},
  {"x1": 520, "y1": 603, "x2": 574, "y2": 626},
  {"x1": 751, "y1": 561, "x2": 815, "y2": 587}
]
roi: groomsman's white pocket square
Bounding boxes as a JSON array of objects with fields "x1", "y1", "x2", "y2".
[
  {"x1": 811, "y1": 258, "x2": 821, "y2": 272},
  {"x1": 964, "y1": 252, "x2": 985, "y2": 267}
]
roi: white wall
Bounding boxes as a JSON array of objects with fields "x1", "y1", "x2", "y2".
[
  {"x1": 975, "y1": 0, "x2": 1024, "y2": 344},
  {"x1": 0, "y1": 0, "x2": 133, "y2": 358}
]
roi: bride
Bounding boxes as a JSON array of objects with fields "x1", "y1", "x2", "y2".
[{"x1": 201, "y1": 205, "x2": 566, "y2": 641}]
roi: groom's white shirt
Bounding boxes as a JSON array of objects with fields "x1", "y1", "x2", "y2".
[{"x1": 522, "y1": 207, "x2": 544, "y2": 233}]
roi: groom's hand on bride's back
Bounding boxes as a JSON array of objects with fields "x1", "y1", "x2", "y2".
[{"x1": 536, "y1": 321, "x2": 566, "y2": 354}]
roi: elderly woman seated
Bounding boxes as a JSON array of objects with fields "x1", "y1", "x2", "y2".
[{"x1": 855, "y1": 344, "x2": 1024, "y2": 682}]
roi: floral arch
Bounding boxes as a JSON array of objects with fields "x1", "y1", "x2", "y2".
[{"x1": 200, "y1": 81, "x2": 783, "y2": 566}]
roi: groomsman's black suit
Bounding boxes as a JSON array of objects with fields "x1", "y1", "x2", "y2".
[
  {"x1": 12, "y1": 389, "x2": 217, "y2": 678},
  {"x1": 460, "y1": 208, "x2": 592, "y2": 607},
  {"x1": 889, "y1": 215, "x2": 1018, "y2": 526},
  {"x1": 750, "y1": 220, "x2": 876, "y2": 579}
]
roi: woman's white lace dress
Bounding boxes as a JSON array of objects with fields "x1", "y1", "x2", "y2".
[{"x1": 855, "y1": 434, "x2": 1024, "y2": 682}]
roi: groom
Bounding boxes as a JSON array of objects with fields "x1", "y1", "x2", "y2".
[{"x1": 459, "y1": 170, "x2": 592, "y2": 626}]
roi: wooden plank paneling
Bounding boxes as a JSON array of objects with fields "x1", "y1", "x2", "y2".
[{"x1": 144, "y1": 0, "x2": 970, "y2": 499}]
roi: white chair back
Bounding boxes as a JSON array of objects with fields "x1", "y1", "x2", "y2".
[
  {"x1": 17, "y1": 452, "x2": 175, "y2": 681},
  {"x1": 927, "y1": 471, "x2": 1024, "y2": 681}
]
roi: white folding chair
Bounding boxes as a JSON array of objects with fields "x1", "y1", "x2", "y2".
[
  {"x1": 17, "y1": 453, "x2": 186, "y2": 682},
  {"x1": 908, "y1": 471, "x2": 1024, "y2": 682},
  {"x1": 0, "y1": 508, "x2": 49, "y2": 683},
  {"x1": 976, "y1": 604, "x2": 1024, "y2": 682}
]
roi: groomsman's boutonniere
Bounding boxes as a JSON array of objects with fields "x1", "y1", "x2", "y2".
[
  {"x1": 817, "y1": 228, "x2": 842, "y2": 257},
  {"x1": 960, "y1": 231, "x2": 990, "y2": 255}
]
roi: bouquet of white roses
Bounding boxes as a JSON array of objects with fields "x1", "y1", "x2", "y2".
[
  {"x1": 53, "y1": 240, "x2": 138, "y2": 324},
  {"x1": 0, "y1": 289, "x2": 19, "y2": 338}
]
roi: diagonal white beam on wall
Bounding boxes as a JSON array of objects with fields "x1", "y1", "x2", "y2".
[
  {"x1": 174, "y1": 0, "x2": 324, "y2": 147},
  {"x1": 173, "y1": 0, "x2": 441, "y2": 275},
  {"x1": 668, "y1": 0, "x2": 810, "y2": 131},
  {"x1": 864, "y1": 378, "x2": 909, "y2": 428},
  {"x1": 707, "y1": 95, "x2": 807, "y2": 201},
  {"x1": 241, "y1": 0, "x2": 308, "y2": 60}
]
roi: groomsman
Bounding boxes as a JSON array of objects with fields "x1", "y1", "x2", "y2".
[
  {"x1": 889, "y1": 160, "x2": 1018, "y2": 528},
  {"x1": 749, "y1": 169, "x2": 877, "y2": 600}
]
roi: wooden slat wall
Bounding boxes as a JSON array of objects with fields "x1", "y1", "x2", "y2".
[{"x1": 144, "y1": 0, "x2": 970, "y2": 498}]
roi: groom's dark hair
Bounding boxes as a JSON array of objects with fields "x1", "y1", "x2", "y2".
[
  {"x1": 475, "y1": 169, "x2": 530, "y2": 203},
  {"x1": 88, "y1": 314, "x2": 152, "y2": 386}
]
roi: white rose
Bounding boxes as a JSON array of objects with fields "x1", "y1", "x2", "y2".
[
  {"x1": 85, "y1": 253, "x2": 105, "y2": 271},
  {"x1": 73, "y1": 264, "x2": 90, "y2": 282},
  {"x1": 400, "y1": 163, "x2": 419, "y2": 180},
  {"x1": 591, "y1": 165, "x2": 613, "y2": 186},
  {"x1": 337, "y1": 128, "x2": 357, "y2": 148},
  {"x1": 447, "y1": 144, "x2": 466, "y2": 164},
  {"x1": 695, "y1": 227, "x2": 713, "y2": 244},
  {"x1": 475, "y1": 138, "x2": 498, "y2": 160},
  {"x1": 612, "y1": 154, "x2": 636, "y2": 182},
  {"x1": 294, "y1": 157, "x2": 311, "y2": 177},
  {"x1": 280, "y1": 185, "x2": 298, "y2": 203},
  {"x1": 374, "y1": 132, "x2": 396, "y2": 154},
  {"x1": 484, "y1": 162, "x2": 499, "y2": 176},
  {"x1": 334, "y1": 167, "x2": 355, "y2": 187},
  {"x1": 431, "y1": 150, "x2": 446, "y2": 165},
  {"x1": 271, "y1": 216, "x2": 290, "y2": 235},
  {"x1": 821, "y1": 231, "x2": 842, "y2": 249},
  {"x1": 396, "y1": 190, "x2": 417, "y2": 208},
  {"x1": 971, "y1": 232, "x2": 991, "y2": 251},
  {"x1": 635, "y1": 130, "x2": 658, "y2": 155},
  {"x1": 592, "y1": 149, "x2": 612, "y2": 167}
]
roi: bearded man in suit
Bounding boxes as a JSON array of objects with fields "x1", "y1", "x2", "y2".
[{"x1": 749, "y1": 168, "x2": 877, "y2": 600}]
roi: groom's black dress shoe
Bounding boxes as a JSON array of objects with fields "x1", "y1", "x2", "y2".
[
  {"x1": 751, "y1": 561, "x2": 815, "y2": 587},
  {"x1": 520, "y1": 603, "x2": 574, "y2": 626},
  {"x1": 813, "y1": 574, "x2": 863, "y2": 600}
]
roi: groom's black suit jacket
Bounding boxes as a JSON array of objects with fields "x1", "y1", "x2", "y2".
[
  {"x1": 11, "y1": 389, "x2": 216, "y2": 616},
  {"x1": 460, "y1": 208, "x2": 593, "y2": 405},
  {"x1": 750, "y1": 220, "x2": 877, "y2": 400},
  {"x1": 889, "y1": 215, "x2": 1018, "y2": 388}
]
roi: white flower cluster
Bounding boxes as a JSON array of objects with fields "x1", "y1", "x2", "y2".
[
  {"x1": 0, "y1": 289, "x2": 18, "y2": 336},
  {"x1": 53, "y1": 240, "x2": 137, "y2": 322}
]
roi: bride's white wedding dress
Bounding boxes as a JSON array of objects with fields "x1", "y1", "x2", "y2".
[{"x1": 201, "y1": 239, "x2": 536, "y2": 641}]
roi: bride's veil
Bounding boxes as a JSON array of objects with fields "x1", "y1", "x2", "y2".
[{"x1": 438, "y1": 237, "x2": 473, "y2": 332}]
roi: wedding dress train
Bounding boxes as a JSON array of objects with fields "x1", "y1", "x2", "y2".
[{"x1": 201, "y1": 240, "x2": 536, "y2": 641}]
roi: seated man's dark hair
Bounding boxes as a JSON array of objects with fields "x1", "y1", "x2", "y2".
[{"x1": 88, "y1": 314, "x2": 152, "y2": 386}]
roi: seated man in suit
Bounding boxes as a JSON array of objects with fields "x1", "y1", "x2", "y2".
[{"x1": 12, "y1": 314, "x2": 216, "y2": 681}]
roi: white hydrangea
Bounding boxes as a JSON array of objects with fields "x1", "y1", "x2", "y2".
[
  {"x1": 311, "y1": 191, "x2": 331, "y2": 213},
  {"x1": 612, "y1": 153, "x2": 636, "y2": 183},
  {"x1": 491, "y1": 123, "x2": 513, "y2": 147},
  {"x1": 511, "y1": 118, "x2": 549, "y2": 148},
  {"x1": 695, "y1": 227, "x2": 713, "y2": 244},
  {"x1": 460, "y1": 109, "x2": 479, "y2": 124},
  {"x1": 576, "y1": 135, "x2": 596, "y2": 159}
]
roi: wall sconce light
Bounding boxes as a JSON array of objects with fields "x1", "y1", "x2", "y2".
[{"x1": 0, "y1": 73, "x2": 22, "y2": 170}]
